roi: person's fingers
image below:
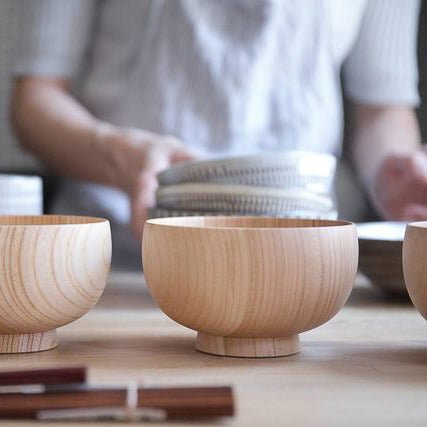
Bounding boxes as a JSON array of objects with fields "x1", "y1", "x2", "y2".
[
  {"x1": 137, "y1": 170, "x2": 158, "y2": 207},
  {"x1": 142, "y1": 143, "x2": 172, "y2": 173},
  {"x1": 401, "y1": 153, "x2": 427, "y2": 206},
  {"x1": 130, "y1": 171, "x2": 157, "y2": 239},
  {"x1": 401, "y1": 203, "x2": 427, "y2": 221},
  {"x1": 382, "y1": 154, "x2": 407, "y2": 175},
  {"x1": 118, "y1": 128, "x2": 197, "y2": 239},
  {"x1": 132, "y1": 144, "x2": 174, "y2": 239},
  {"x1": 134, "y1": 143, "x2": 178, "y2": 211},
  {"x1": 158, "y1": 136, "x2": 197, "y2": 163},
  {"x1": 383, "y1": 152, "x2": 427, "y2": 182},
  {"x1": 171, "y1": 148, "x2": 197, "y2": 164},
  {"x1": 161, "y1": 135, "x2": 189, "y2": 150},
  {"x1": 130, "y1": 203, "x2": 147, "y2": 240},
  {"x1": 381, "y1": 153, "x2": 427, "y2": 205},
  {"x1": 408, "y1": 151, "x2": 427, "y2": 184}
]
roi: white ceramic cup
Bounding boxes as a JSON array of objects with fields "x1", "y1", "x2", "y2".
[{"x1": 0, "y1": 174, "x2": 43, "y2": 215}]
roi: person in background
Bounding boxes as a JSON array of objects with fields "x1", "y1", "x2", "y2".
[{"x1": 10, "y1": 0, "x2": 423, "y2": 269}]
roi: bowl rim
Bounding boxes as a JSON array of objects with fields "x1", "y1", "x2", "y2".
[
  {"x1": 145, "y1": 216, "x2": 354, "y2": 230},
  {"x1": 406, "y1": 221, "x2": 427, "y2": 230},
  {"x1": 357, "y1": 221, "x2": 407, "y2": 242},
  {"x1": 0, "y1": 215, "x2": 109, "y2": 227}
]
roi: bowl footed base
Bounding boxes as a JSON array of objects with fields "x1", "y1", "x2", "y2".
[
  {"x1": 0, "y1": 330, "x2": 58, "y2": 353},
  {"x1": 195, "y1": 333, "x2": 300, "y2": 358}
]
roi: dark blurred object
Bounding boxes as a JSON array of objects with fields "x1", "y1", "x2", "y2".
[
  {"x1": 358, "y1": 222, "x2": 408, "y2": 296},
  {"x1": 41, "y1": 175, "x2": 62, "y2": 213}
]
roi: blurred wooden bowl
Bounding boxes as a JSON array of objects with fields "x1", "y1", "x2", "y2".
[
  {"x1": 357, "y1": 222, "x2": 407, "y2": 295},
  {"x1": 0, "y1": 215, "x2": 111, "y2": 353},
  {"x1": 142, "y1": 217, "x2": 358, "y2": 358},
  {"x1": 403, "y1": 221, "x2": 427, "y2": 318}
]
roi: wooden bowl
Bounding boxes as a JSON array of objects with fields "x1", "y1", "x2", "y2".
[
  {"x1": 142, "y1": 217, "x2": 358, "y2": 358},
  {"x1": 357, "y1": 222, "x2": 407, "y2": 295},
  {"x1": 403, "y1": 221, "x2": 427, "y2": 318},
  {"x1": 0, "y1": 215, "x2": 111, "y2": 353}
]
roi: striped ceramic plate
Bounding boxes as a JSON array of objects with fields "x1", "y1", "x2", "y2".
[
  {"x1": 149, "y1": 207, "x2": 338, "y2": 220},
  {"x1": 157, "y1": 151, "x2": 336, "y2": 193},
  {"x1": 155, "y1": 184, "x2": 334, "y2": 216}
]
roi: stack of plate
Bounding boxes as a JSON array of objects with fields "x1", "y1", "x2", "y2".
[
  {"x1": 0, "y1": 174, "x2": 43, "y2": 215},
  {"x1": 151, "y1": 151, "x2": 337, "y2": 219}
]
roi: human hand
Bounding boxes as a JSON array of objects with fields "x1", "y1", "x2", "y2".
[
  {"x1": 96, "y1": 124, "x2": 196, "y2": 238},
  {"x1": 129, "y1": 133, "x2": 197, "y2": 239},
  {"x1": 371, "y1": 148, "x2": 427, "y2": 220}
]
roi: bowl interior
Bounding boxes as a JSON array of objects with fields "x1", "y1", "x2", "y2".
[
  {"x1": 0, "y1": 215, "x2": 106, "y2": 226},
  {"x1": 147, "y1": 216, "x2": 351, "y2": 229}
]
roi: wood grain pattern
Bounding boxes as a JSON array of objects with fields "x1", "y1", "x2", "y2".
[
  {"x1": 195, "y1": 334, "x2": 300, "y2": 358},
  {"x1": 142, "y1": 217, "x2": 358, "y2": 357},
  {"x1": 0, "y1": 331, "x2": 57, "y2": 353},
  {"x1": 0, "y1": 215, "x2": 111, "y2": 353},
  {"x1": 0, "y1": 273, "x2": 426, "y2": 426},
  {"x1": 403, "y1": 221, "x2": 427, "y2": 318},
  {"x1": 0, "y1": 367, "x2": 86, "y2": 386}
]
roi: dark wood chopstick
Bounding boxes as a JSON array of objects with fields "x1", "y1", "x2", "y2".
[
  {"x1": 0, "y1": 385, "x2": 234, "y2": 419},
  {"x1": 0, "y1": 367, "x2": 86, "y2": 386}
]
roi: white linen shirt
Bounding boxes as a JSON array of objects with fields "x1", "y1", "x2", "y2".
[{"x1": 13, "y1": 0, "x2": 420, "y2": 268}]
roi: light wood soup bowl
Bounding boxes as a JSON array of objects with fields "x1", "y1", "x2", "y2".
[
  {"x1": 0, "y1": 215, "x2": 111, "y2": 353},
  {"x1": 142, "y1": 217, "x2": 358, "y2": 358},
  {"x1": 403, "y1": 222, "x2": 427, "y2": 319}
]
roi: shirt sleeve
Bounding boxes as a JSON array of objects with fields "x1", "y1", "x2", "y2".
[
  {"x1": 13, "y1": 0, "x2": 96, "y2": 78},
  {"x1": 343, "y1": 0, "x2": 420, "y2": 106}
]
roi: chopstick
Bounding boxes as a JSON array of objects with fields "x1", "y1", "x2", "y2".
[
  {"x1": 0, "y1": 385, "x2": 234, "y2": 420},
  {"x1": 0, "y1": 366, "x2": 234, "y2": 421},
  {"x1": 37, "y1": 407, "x2": 167, "y2": 422},
  {"x1": 0, "y1": 366, "x2": 86, "y2": 386},
  {"x1": 0, "y1": 367, "x2": 86, "y2": 394}
]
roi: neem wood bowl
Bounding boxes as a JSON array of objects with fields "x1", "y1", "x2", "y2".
[
  {"x1": 0, "y1": 215, "x2": 111, "y2": 353},
  {"x1": 142, "y1": 217, "x2": 358, "y2": 358}
]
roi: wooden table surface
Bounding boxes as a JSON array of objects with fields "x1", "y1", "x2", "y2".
[{"x1": 1, "y1": 273, "x2": 427, "y2": 427}]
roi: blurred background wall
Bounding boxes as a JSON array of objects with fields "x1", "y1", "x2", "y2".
[
  {"x1": 0, "y1": 1, "x2": 426, "y2": 219},
  {"x1": 417, "y1": 1, "x2": 427, "y2": 140},
  {"x1": 0, "y1": 0, "x2": 38, "y2": 171}
]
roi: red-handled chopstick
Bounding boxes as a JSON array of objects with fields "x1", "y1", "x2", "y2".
[
  {"x1": 0, "y1": 367, "x2": 86, "y2": 394},
  {"x1": 0, "y1": 367, "x2": 86, "y2": 387}
]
